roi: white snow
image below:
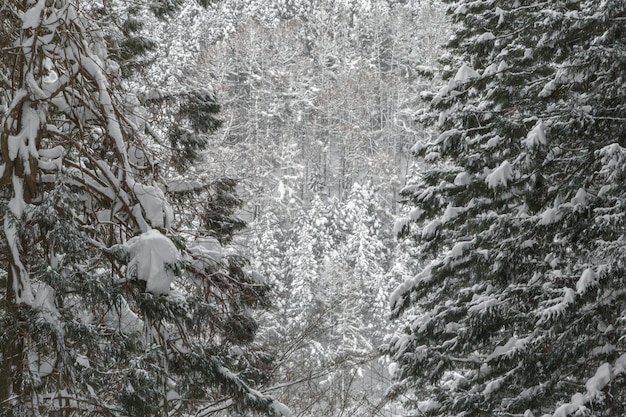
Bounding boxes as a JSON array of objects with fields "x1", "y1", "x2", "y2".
[
  {"x1": 33, "y1": 281, "x2": 62, "y2": 331},
  {"x1": 563, "y1": 288, "x2": 575, "y2": 305},
  {"x1": 483, "y1": 62, "x2": 499, "y2": 77},
  {"x1": 468, "y1": 295, "x2": 498, "y2": 313},
  {"x1": 26, "y1": 71, "x2": 48, "y2": 100},
  {"x1": 106, "y1": 296, "x2": 143, "y2": 334},
  {"x1": 8, "y1": 105, "x2": 41, "y2": 169},
  {"x1": 614, "y1": 353, "x2": 626, "y2": 375},
  {"x1": 38, "y1": 144, "x2": 64, "y2": 171},
  {"x1": 552, "y1": 401, "x2": 583, "y2": 417},
  {"x1": 454, "y1": 4, "x2": 468, "y2": 15},
  {"x1": 441, "y1": 370, "x2": 467, "y2": 390},
  {"x1": 495, "y1": 7, "x2": 505, "y2": 26},
  {"x1": 485, "y1": 135, "x2": 502, "y2": 148},
  {"x1": 442, "y1": 206, "x2": 464, "y2": 223},
  {"x1": 38, "y1": 145, "x2": 65, "y2": 159},
  {"x1": 523, "y1": 121, "x2": 547, "y2": 149},
  {"x1": 425, "y1": 151, "x2": 440, "y2": 162},
  {"x1": 496, "y1": 60, "x2": 509, "y2": 73},
  {"x1": 22, "y1": 0, "x2": 45, "y2": 29},
  {"x1": 486, "y1": 336, "x2": 527, "y2": 361},
  {"x1": 166, "y1": 179, "x2": 204, "y2": 193},
  {"x1": 127, "y1": 145, "x2": 147, "y2": 167},
  {"x1": 421, "y1": 219, "x2": 441, "y2": 239},
  {"x1": 486, "y1": 160, "x2": 513, "y2": 189},
  {"x1": 554, "y1": 361, "x2": 619, "y2": 417},
  {"x1": 597, "y1": 143, "x2": 626, "y2": 183},
  {"x1": 438, "y1": 110, "x2": 449, "y2": 127},
  {"x1": 540, "y1": 288, "x2": 576, "y2": 320},
  {"x1": 249, "y1": 270, "x2": 266, "y2": 285},
  {"x1": 570, "y1": 393, "x2": 586, "y2": 407},
  {"x1": 125, "y1": 230, "x2": 179, "y2": 295},
  {"x1": 575, "y1": 268, "x2": 598, "y2": 295},
  {"x1": 166, "y1": 390, "x2": 181, "y2": 401},
  {"x1": 436, "y1": 129, "x2": 459, "y2": 146},
  {"x1": 5, "y1": 175, "x2": 34, "y2": 305},
  {"x1": 271, "y1": 400, "x2": 293, "y2": 417},
  {"x1": 477, "y1": 32, "x2": 495, "y2": 42},
  {"x1": 409, "y1": 208, "x2": 424, "y2": 221},
  {"x1": 389, "y1": 264, "x2": 434, "y2": 313},
  {"x1": 571, "y1": 188, "x2": 587, "y2": 206},
  {"x1": 483, "y1": 377, "x2": 504, "y2": 396},
  {"x1": 130, "y1": 180, "x2": 174, "y2": 229},
  {"x1": 453, "y1": 64, "x2": 480, "y2": 83},
  {"x1": 448, "y1": 240, "x2": 472, "y2": 259},
  {"x1": 524, "y1": 48, "x2": 534, "y2": 59},
  {"x1": 454, "y1": 171, "x2": 471, "y2": 186},
  {"x1": 75, "y1": 354, "x2": 90, "y2": 368},
  {"x1": 189, "y1": 237, "x2": 223, "y2": 263},
  {"x1": 29, "y1": 354, "x2": 55, "y2": 378},
  {"x1": 416, "y1": 400, "x2": 441, "y2": 413},
  {"x1": 80, "y1": 52, "x2": 133, "y2": 174},
  {"x1": 537, "y1": 207, "x2": 561, "y2": 225},
  {"x1": 585, "y1": 362, "x2": 611, "y2": 399},
  {"x1": 431, "y1": 85, "x2": 450, "y2": 105},
  {"x1": 539, "y1": 80, "x2": 557, "y2": 98},
  {"x1": 388, "y1": 362, "x2": 399, "y2": 378}
]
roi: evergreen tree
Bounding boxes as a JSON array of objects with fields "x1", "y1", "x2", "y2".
[
  {"x1": 343, "y1": 183, "x2": 390, "y2": 344},
  {"x1": 0, "y1": 1, "x2": 288, "y2": 415},
  {"x1": 387, "y1": 1, "x2": 626, "y2": 416}
]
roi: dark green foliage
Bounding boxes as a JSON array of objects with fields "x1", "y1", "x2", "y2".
[
  {"x1": 120, "y1": 359, "x2": 163, "y2": 416},
  {"x1": 203, "y1": 178, "x2": 247, "y2": 244},
  {"x1": 164, "y1": 88, "x2": 223, "y2": 167},
  {"x1": 167, "y1": 124, "x2": 208, "y2": 162},
  {"x1": 387, "y1": 1, "x2": 626, "y2": 416},
  {"x1": 177, "y1": 89, "x2": 222, "y2": 133},
  {"x1": 95, "y1": 5, "x2": 158, "y2": 79},
  {"x1": 224, "y1": 313, "x2": 259, "y2": 345},
  {"x1": 139, "y1": 292, "x2": 189, "y2": 322},
  {"x1": 141, "y1": 86, "x2": 223, "y2": 170}
]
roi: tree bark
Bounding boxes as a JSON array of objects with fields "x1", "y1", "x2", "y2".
[{"x1": 0, "y1": 268, "x2": 25, "y2": 405}]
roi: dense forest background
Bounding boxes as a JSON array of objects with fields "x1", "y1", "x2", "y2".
[{"x1": 158, "y1": 1, "x2": 449, "y2": 415}]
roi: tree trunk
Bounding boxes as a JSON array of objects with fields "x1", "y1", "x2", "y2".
[{"x1": 0, "y1": 268, "x2": 25, "y2": 405}]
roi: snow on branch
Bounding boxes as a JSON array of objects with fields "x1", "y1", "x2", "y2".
[
  {"x1": 485, "y1": 160, "x2": 514, "y2": 189},
  {"x1": 552, "y1": 354, "x2": 626, "y2": 417},
  {"x1": 110, "y1": 230, "x2": 180, "y2": 295},
  {"x1": 522, "y1": 120, "x2": 547, "y2": 150},
  {"x1": 597, "y1": 143, "x2": 626, "y2": 184},
  {"x1": 389, "y1": 263, "x2": 434, "y2": 317}
]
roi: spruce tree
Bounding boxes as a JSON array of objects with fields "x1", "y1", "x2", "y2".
[
  {"x1": 387, "y1": 1, "x2": 626, "y2": 416},
  {"x1": 0, "y1": 1, "x2": 289, "y2": 416}
]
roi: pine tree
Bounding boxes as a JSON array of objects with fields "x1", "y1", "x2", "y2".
[
  {"x1": 343, "y1": 183, "x2": 390, "y2": 344},
  {"x1": 0, "y1": 1, "x2": 288, "y2": 415},
  {"x1": 387, "y1": 1, "x2": 626, "y2": 416}
]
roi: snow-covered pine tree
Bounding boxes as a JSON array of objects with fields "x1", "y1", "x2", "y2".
[
  {"x1": 0, "y1": 1, "x2": 288, "y2": 416},
  {"x1": 387, "y1": 1, "x2": 626, "y2": 416},
  {"x1": 343, "y1": 183, "x2": 390, "y2": 345}
]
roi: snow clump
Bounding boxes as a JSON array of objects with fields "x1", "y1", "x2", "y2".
[{"x1": 125, "y1": 230, "x2": 179, "y2": 295}]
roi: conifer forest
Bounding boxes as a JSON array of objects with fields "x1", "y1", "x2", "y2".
[{"x1": 0, "y1": 0, "x2": 625, "y2": 416}]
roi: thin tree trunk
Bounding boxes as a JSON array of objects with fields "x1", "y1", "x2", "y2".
[{"x1": 0, "y1": 268, "x2": 25, "y2": 405}]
